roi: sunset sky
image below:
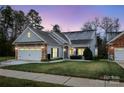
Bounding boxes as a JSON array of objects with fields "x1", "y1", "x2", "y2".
[{"x1": 11, "y1": 5, "x2": 124, "y2": 32}]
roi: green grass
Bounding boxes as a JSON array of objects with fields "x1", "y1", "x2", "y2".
[
  {"x1": 0, "y1": 56, "x2": 14, "y2": 62},
  {"x1": 2, "y1": 61, "x2": 124, "y2": 81},
  {"x1": 0, "y1": 76, "x2": 65, "y2": 87}
]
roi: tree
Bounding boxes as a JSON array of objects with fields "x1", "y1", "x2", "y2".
[
  {"x1": 11, "y1": 10, "x2": 26, "y2": 41},
  {"x1": 81, "y1": 17, "x2": 99, "y2": 31},
  {"x1": 27, "y1": 9, "x2": 44, "y2": 30},
  {"x1": 83, "y1": 47, "x2": 93, "y2": 60},
  {"x1": 81, "y1": 17, "x2": 120, "y2": 59},
  {"x1": 53, "y1": 24, "x2": 61, "y2": 32},
  {"x1": 0, "y1": 6, "x2": 14, "y2": 40},
  {"x1": 101, "y1": 17, "x2": 120, "y2": 42},
  {"x1": 0, "y1": 6, "x2": 26, "y2": 56}
]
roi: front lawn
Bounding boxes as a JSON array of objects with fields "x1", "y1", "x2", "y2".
[
  {"x1": 0, "y1": 76, "x2": 65, "y2": 87},
  {"x1": 0, "y1": 56, "x2": 14, "y2": 62},
  {"x1": 2, "y1": 61, "x2": 124, "y2": 81}
]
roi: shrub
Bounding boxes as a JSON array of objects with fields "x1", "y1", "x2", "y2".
[
  {"x1": 83, "y1": 47, "x2": 93, "y2": 60},
  {"x1": 70, "y1": 55, "x2": 82, "y2": 59}
]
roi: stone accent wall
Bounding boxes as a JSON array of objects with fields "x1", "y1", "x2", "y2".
[{"x1": 41, "y1": 44, "x2": 47, "y2": 60}]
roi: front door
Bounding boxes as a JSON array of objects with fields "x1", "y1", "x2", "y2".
[{"x1": 64, "y1": 46, "x2": 68, "y2": 59}]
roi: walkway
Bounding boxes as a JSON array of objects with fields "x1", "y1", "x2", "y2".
[
  {"x1": 118, "y1": 63, "x2": 124, "y2": 69},
  {"x1": 0, "y1": 59, "x2": 64, "y2": 67},
  {"x1": 0, "y1": 69, "x2": 124, "y2": 87}
]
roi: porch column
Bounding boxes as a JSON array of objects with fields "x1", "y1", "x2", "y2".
[
  {"x1": 62, "y1": 46, "x2": 64, "y2": 59},
  {"x1": 68, "y1": 46, "x2": 70, "y2": 59}
]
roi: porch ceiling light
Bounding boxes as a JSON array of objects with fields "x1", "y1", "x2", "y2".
[
  {"x1": 73, "y1": 48, "x2": 76, "y2": 51},
  {"x1": 41, "y1": 46, "x2": 44, "y2": 49},
  {"x1": 15, "y1": 47, "x2": 18, "y2": 50},
  {"x1": 110, "y1": 46, "x2": 114, "y2": 49},
  {"x1": 64, "y1": 48, "x2": 66, "y2": 52}
]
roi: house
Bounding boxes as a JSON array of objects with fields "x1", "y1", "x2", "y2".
[
  {"x1": 106, "y1": 32, "x2": 121, "y2": 42},
  {"x1": 13, "y1": 26, "x2": 97, "y2": 61},
  {"x1": 63, "y1": 31, "x2": 97, "y2": 57},
  {"x1": 107, "y1": 31, "x2": 124, "y2": 61}
]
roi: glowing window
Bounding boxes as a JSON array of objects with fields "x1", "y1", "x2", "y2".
[
  {"x1": 70, "y1": 48, "x2": 74, "y2": 56},
  {"x1": 51, "y1": 48, "x2": 58, "y2": 58},
  {"x1": 27, "y1": 32, "x2": 31, "y2": 38},
  {"x1": 78, "y1": 48, "x2": 84, "y2": 55}
]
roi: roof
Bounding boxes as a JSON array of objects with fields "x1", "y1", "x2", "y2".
[
  {"x1": 29, "y1": 26, "x2": 60, "y2": 45},
  {"x1": 63, "y1": 31, "x2": 95, "y2": 45},
  {"x1": 106, "y1": 32, "x2": 122, "y2": 42},
  {"x1": 14, "y1": 26, "x2": 95, "y2": 46},
  {"x1": 63, "y1": 31, "x2": 95, "y2": 40},
  {"x1": 54, "y1": 31, "x2": 70, "y2": 43},
  {"x1": 71, "y1": 39, "x2": 91, "y2": 44},
  {"x1": 15, "y1": 26, "x2": 70, "y2": 45},
  {"x1": 107, "y1": 31, "x2": 124, "y2": 45}
]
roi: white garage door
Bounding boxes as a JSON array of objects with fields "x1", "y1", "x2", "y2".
[
  {"x1": 18, "y1": 48, "x2": 41, "y2": 60},
  {"x1": 115, "y1": 48, "x2": 124, "y2": 61}
]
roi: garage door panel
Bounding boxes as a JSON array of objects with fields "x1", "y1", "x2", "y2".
[
  {"x1": 115, "y1": 48, "x2": 124, "y2": 61},
  {"x1": 18, "y1": 49, "x2": 41, "y2": 60}
]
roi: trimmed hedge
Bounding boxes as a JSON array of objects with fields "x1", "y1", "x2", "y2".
[
  {"x1": 83, "y1": 47, "x2": 93, "y2": 60},
  {"x1": 70, "y1": 55, "x2": 82, "y2": 59}
]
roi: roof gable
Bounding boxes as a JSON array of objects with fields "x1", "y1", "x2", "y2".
[
  {"x1": 13, "y1": 27, "x2": 45, "y2": 44},
  {"x1": 29, "y1": 27, "x2": 60, "y2": 45},
  {"x1": 107, "y1": 31, "x2": 124, "y2": 44}
]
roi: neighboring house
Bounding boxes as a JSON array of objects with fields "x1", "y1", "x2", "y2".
[
  {"x1": 106, "y1": 32, "x2": 121, "y2": 42},
  {"x1": 13, "y1": 26, "x2": 97, "y2": 61},
  {"x1": 107, "y1": 31, "x2": 124, "y2": 61}
]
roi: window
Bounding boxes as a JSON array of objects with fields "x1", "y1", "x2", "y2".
[
  {"x1": 78, "y1": 48, "x2": 84, "y2": 55},
  {"x1": 27, "y1": 32, "x2": 31, "y2": 38},
  {"x1": 51, "y1": 48, "x2": 58, "y2": 58},
  {"x1": 70, "y1": 48, "x2": 74, "y2": 56}
]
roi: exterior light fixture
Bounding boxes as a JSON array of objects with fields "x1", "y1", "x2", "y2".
[
  {"x1": 73, "y1": 48, "x2": 76, "y2": 51},
  {"x1": 15, "y1": 47, "x2": 18, "y2": 50},
  {"x1": 64, "y1": 48, "x2": 66, "y2": 52},
  {"x1": 41, "y1": 46, "x2": 44, "y2": 49},
  {"x1": 110, "y1": 46, "x2": 114, "y2": 49}
]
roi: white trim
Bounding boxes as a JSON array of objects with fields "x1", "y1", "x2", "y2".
[
  {"x1": 48, "y1": 33, "x2": 62, "y2": 45},
  {"x1": 53, "y1": 31, "x2": 68, "y2": 43},
  {"x1": 71, "y1": 44, "x2": 90, "y2": 47},
  {"x1": 107, "y1": 31, "x2": 124, "y2": 45},
  {"x1": 64, "y1": 34, "x2": 71, "y2": 45},
  {"x1": 28, "y1": 27, "x2": 46, "y2": 43},
  {"x1": 13, "y1": 27, "x2": 46, "y2": 44},
  {"x1": 13, "y1": 27, "x2": 29, "y2": 44}
]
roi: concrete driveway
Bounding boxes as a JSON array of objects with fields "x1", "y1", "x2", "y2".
[
  {"x1": 118, "y1": 63, "x2": 124, "y2": 68},
  {"x1": 0, "y1": 60, "x2": 41, "y2": 67}
]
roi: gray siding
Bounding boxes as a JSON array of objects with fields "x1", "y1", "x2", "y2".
[
  {"x1": 14, "y1": 28, "x2": 44, "y2": 43},
  {"x1": 89, "y1": 31, "x2": 96, "y2": 56},
  {"x1": 47, "y1": 45, "x2": 63, "y2": 58}
]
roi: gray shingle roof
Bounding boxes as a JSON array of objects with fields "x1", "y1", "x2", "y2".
[
  {"x1": 71, "y1": 39, "x2": 91, "y2": 44},
  {"x1": 63, "y1": 31, "x2": 94, "y2": 40},
  {"x1": 63, "y1": 31, "x2": 95, "y2": 45},
  {"x1": 29, "y1": 27, "x2": 60, "y2": 45},
  {"x1": 29, "y1": 26, "x2": 70, "y2": 45},
  {"x1": 54, "y1": 31, "x2": 70, "y2": 43}
]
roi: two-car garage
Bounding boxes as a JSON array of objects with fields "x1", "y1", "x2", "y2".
[{"x1": 17, "y1": 48, "x2": 42, "y2": 61}]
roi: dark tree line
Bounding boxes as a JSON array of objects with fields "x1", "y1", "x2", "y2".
[
  {"x1": 82, "y1": 17, "x2": 120, "y2": 59},
  {"x1": 0, "y1": 5, "x2": 121, "y2": 59},
  {"x1": 0, "y1": 6, "x2": 43, "y2": 56}
]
